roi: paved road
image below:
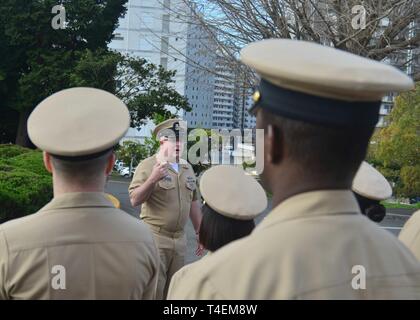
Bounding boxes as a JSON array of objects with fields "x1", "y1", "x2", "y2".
[
  {"x1": 105, "y1": 178, "x2": 200, "y2": 264},
  {"x1": 105, "y1": 178, "x2": 416, "y2": 265}
]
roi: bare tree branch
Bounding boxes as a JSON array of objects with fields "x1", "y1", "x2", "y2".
[{"x1": 178, "y1": 0, "x2": 419, "y2": 80}]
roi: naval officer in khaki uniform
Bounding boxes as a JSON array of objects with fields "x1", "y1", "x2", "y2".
[
  {"x1": 168, "y1": 165, "x2": 267, "y2": 297},
  {"x1": 399, "y1": 212, "x2": 420, "y2": 260},
  {"x1": 129, "y1": 119, "x2": 202, "y2": 299},
  {"x1": 352, "y1": 161, "x2": 392, "y2": 223},
  {"x1": 167, "y1": 39, "x2": 420, "y2": 299},
  {"x1": 0, "y1": 88, "x2": 159, "y2": 299}
]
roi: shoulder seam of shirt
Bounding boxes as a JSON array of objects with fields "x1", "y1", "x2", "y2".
[
  {"x1": 6, "y1": 240, "x2": 158, "y2": 254},
  {"x1": 256, "y1": 211, "x2": 359, "y2": 233},
  {"x1": 136, "y1": 155, "x2": 156, "y2": 168}
]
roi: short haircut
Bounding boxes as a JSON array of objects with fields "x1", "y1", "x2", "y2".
[
  {"x1": 51, "y1": 150, "x2": 113, "y2": 183},
  {"x1": 199, "y1": 204, "x2": 255, "y2": 252},
  {"x1": 260, "y1": 109, "x2": 375, "y2": 182}
]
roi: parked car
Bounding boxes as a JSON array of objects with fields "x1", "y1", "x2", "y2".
[
  {"x1": 114, "y1": 160, "x2": 124, "y2": 172},
  {"x1": 119, "y1": 167, "x2": 135, "y2": 178},
  {"x1": 409, "y1": 196, "x2": 420, "y2": 204}
]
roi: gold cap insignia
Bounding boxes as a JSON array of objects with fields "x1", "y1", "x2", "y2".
[{"x1": 252, "y1": 90, "x2": 261, "y2": 103}]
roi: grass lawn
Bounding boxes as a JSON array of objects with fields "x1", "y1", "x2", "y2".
[
  {"x1": 109, "y1": 171, "x2": 132, "y2": 183},
  {"x1": 264, "y1": 192, "x2": 419, "y2": 210},
  {"x1": 110, "y1": 171, "x2": 121, "y2": 178},
  {"x1": 381, "y1": 201, "x2": 420, "y2": 210}
]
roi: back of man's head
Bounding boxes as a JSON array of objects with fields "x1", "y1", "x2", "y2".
[
  {"x1": 259, "y1": 109, "x2": 375, "y2": 185},
  {"x1": 49, "y1": 150, "x2": 114, "y2": 187}
]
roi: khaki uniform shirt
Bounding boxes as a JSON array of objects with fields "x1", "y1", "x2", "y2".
[
  {"x1": 0, "y1": 192, "x2": 159, "y2": 300},
  {"x1": 167, "y1": 190, "x2": 420, "y2": 299},
  {"x1": 399, "y1": 210, "x2": 420, "y2": 260},
  {"x1": 129, "y1": 155, "x2": 197, "y2": 233},
  {"x1": 167, "y1": 252, "x2": 212, "y2": 297}
]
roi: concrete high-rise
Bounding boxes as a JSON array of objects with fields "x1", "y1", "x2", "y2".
[{"x1": 109, "y1": 0, "x2": 206, "y2": 140}]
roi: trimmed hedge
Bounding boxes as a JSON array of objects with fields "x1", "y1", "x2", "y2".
[
  {"x1": 0, "y1": 144, "x2": 31, "y2": 159},
  {"x1": 0, "y1": 145, "x2": 52, "y2": 223},
  {"x1": 7, "y1": 152, "x2": 50, "y2": 176}
]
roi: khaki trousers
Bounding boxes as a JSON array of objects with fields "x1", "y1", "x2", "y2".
[{"x1": 149, "y1": 226, "x2": 187, "y2": 300}]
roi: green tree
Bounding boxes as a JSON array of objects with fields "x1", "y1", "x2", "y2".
[
  {"x1": 0, "y1": 0, "x2": 190, "y2": 146},
  {"x1": 116, "y1": 138, "x2": 159, "y2": 176},
  {"x1": 71, "y1": 50, "x2": 190, "y2": 130},
  {"x1": 0, "y1": 145, "x2": 52, "y2": 222},
  {"x1": 116, "y1": 141, "x2": 146, "y2": 176},
  {"x1": 0, "y1": 0, "x2": 127, "y2": 146},
  {"x1": 369, "y1": 83, "x2": 420, "y2": 198},
  {"x1": 143, "y1": 136, "x2": 160, "y2": 158}
]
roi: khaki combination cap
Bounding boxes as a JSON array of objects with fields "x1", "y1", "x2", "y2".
[
  {"x1": 153, "y1": 118, "x2": 187, "y2": 138},
  {"x1": 352, "y1": 161, "x2": 392, "y2": 201},
  {"x1": 200, "y1": 165, "x2": 267, "y2": 220},
  {"x1": 28, "y1": 87, "x2": 130, "y2": 158},
  {"x1": 241, "y1": 39, "x2": 414, "y2": 127}
]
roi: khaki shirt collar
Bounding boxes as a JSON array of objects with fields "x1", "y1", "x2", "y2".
[
  {"x1": 255, "y1": 190, "x2": 360, "y2": 232},
  {"x1": 40, "y1": 192, "x2": 114, "y2": 212}
]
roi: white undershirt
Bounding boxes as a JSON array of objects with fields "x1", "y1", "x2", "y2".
[{"x1": 170, "y1": 162, "x2": 179, "y2": 173}]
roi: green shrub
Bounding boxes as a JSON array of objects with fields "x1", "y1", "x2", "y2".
[
  {"x1": 0, "y1": 144, "x2": 31, "y2": 160},
  {"x1": 0, "y1": 162, "x2": 14, "y2": 173},
  {"x1": 7, "y1": 151, "x2": 50, "y2": 176},
  {"x1": 0, "y1": 169, "x2": 52, "y2": 223},
  {"x1": 0, "y1": 145, "x2": 52, "y2": 223}
]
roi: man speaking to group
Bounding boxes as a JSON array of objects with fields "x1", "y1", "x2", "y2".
[{"x1": 129, "y1": 119, "x2": 202, "y2": 300}]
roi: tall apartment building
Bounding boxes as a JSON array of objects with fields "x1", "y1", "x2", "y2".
[
  {"x1": 234, "y1": 88, "x2": 257, "y2": 130},
  {"x1": 375, "y1": 18, "x2": 419, "y2": 127},
  {"x1": 183, "y1": 18, "x2": 216, "y2": 129},
  {"x1": 109, "y1": 0, "x2": 218, "y2": 136},
  {"x1": 310, "y1": 2, "x2": 418, "y2": 128},
  {"x1": 109, "y1": 0, "x2": 196, "y2": 140},
  {"x1": 210, "y1": 57, "x2": 257, "y2": 130},
  {"x1": 212, "y1": 59, "x2": 236, "y2": 129}
]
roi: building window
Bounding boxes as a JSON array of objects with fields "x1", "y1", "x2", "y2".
[{"x1": 113, "y1": 33, "x2": 124, "y2": 40}]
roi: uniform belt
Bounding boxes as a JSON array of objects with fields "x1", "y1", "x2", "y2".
[{"x1": 147, "y1": 224, "x2": 184, "y2": 238}]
